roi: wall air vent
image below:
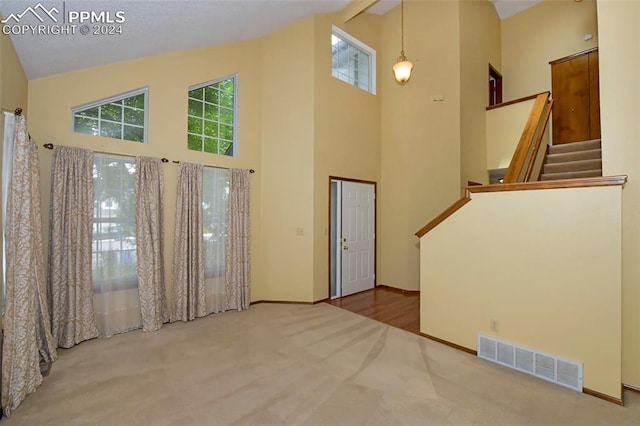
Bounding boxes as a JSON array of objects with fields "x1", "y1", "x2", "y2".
[{"x1": 477, "y1": 335, "x2": 583, "y2": 392}]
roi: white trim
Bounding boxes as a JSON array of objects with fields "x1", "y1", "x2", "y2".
[
  {"x1": 331, "y1": 179, "x2": 342, "y2": 299},
  {"x1": 234, "y1": 73, "x2": 239, "y2": 157},
  {"x1": 71, "y1": 87, "x2": 149, "y2": 143},
  {"x1": 188, "y1": 73, "x2": 235, "y2": 92},
  {"x1": 331, "y1": 25, "x2": 377, "y2": 95}
]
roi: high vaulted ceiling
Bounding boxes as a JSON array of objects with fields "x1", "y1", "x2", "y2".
[
  {"x1": 491, "y1": 0, "x2": 544, "y2": 20},
  {"x1": 0, "y1": 0, "x2": 541, "y2": 80}
]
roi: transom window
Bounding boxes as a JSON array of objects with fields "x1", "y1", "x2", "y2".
[
  {"x1": 188, "y1": 75, "x2": 237, "y2": 157},
  {"x1": 331, "y1": 26, "x2": 376, "y2": 94},
  {"x1": 72, "y1": 88, "x2": 148, "y2": 143}
]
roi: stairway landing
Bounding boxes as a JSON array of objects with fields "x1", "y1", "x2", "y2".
[{"x1": 541, "y1": 139, "x2": 602, "y2": 181}]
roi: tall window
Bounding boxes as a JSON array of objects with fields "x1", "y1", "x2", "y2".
[
  {"x1": 203, "y1": 166, "x2": 229, "y2": 314},
  {"x1": 72, "y1": 88, "x2": 148, "y2": 143},
  {"x1": 1, "y1": 112, "x2": 15, "y2": 310},
  {"x1": 188, "y1": 75, "x2": 237, "y2": 156},
  {"x1": 331, "y1": 26, "x2": 376, "y2": 94},
  {"x1": 92, "y1": 154, "x2": 141, "y2": 336}
]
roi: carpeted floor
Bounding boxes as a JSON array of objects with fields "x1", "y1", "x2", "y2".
[{"x1": 2, "y1": 303, "x2": 639, "y2": 425}]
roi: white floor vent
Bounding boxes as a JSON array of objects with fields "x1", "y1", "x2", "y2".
[{"x1": 477, "y1": 335, "x2": 583, "y2": 392}]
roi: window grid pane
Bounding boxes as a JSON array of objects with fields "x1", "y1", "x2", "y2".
[
  {"x1": 331, "y1": 32, "x2": 372, "y2": 93},
  {"x1": 187, "y1": 76, "x2": 236, "y2": 156},
  {"x1": 73, "y1": 90, "x2": 147, "y2": 143}
]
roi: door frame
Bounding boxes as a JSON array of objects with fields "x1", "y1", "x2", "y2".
[
  {"x1": 328, "y1": 176, "x2": 377, "y2": 299},
  {"x1": 488, "y1": 63, "x2": 503, "y2": 106},
  {"x1": 549, "y1": 47, "x2": 600, "y2": 145}
]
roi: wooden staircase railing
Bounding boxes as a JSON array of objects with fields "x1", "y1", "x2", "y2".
[
  {"x1": 502, "y1": 92, "x2": 553, "y2": 183},
  {"x1": 415, "y1": 176, "x2": 627, "y2": 238},
  {"x1": 413, "y1": 92, "x2": 615, "y2": 241}
]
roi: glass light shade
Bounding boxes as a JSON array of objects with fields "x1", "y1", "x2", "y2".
[{"x1": 393, "y1": 59, "x2": 413, "y2": 83}]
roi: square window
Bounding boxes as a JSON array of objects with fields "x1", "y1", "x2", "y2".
[
  {"x1": 124, "y1": 94, "x2": 144, "y2": 109},
  {"x1": 220, "y1": 107, "x2": 233, "y2": 125},
  {"x1": 203, "y1": 137, "x2": 217, "y2": 154},
  {"x1": 188, "y1": 116, "x2": 203, "y2": 134},
  {"x1": 218, "y1": 140, "x2": 233, "y2": 156},
  {"x1": 74, "y1": 116, "x2": 98, "y2": 135},
  {"x1": 205, "y1": 86, "x2": 219, "y2": 104},
  {"x1": 188, "y1": 134, "x2": 203, "y2": 151},
  {"x1": 77, "y1": 106, "x2": 99, "y2": 118},
  {"x1": 101, "y1": 103, "x2": 123, "y2": 122},
  {"x1": 204, "y1": 104, "x2": 219, "y2": 121},
  {"x1": 123, "y1": 107, "x2": 144, "y2": 126},
  {"x1": 189, "y1": 99, "x2": 203, "y2": 118},
  {"x1": 101, "y1": 121, "x2": 122, "y2": 139},
  {"x1": 189, "y1": 88, "x2": 204, "y2": 101},
  {"x1": 220, "y1": 124, "x2": 233, "y2": 141},
  {"x1": 123, "y1": 125, "x2": 144, "y2": 143},
  {"x1": 331, "y1": 26, "x2": 376, "y2": 95},
  {"x1": 203, "y1": 121, "x2": 218, "y2": 138}
]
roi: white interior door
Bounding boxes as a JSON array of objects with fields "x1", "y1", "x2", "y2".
[{"x1": 341, "y1": 181, "x2": 375, "y2": 296}]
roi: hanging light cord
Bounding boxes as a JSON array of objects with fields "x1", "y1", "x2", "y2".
[{"x1": 401, "y1": 0, "x2": 405, "y2": 56}]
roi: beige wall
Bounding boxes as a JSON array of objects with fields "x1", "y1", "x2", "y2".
[
  {"x1": 459, "y1": 0, "x2": 501, "y2": 185},
  {"x1": 259, "y1": 11, "x2": 384, "y2": 303},
  {"x1": 26, "y1": 12, "x2": 383, "y2": 305},
  {"x1": 260, "y1": 17, "x2": 316, "y2": 302},
  {"x1": 598, "y1": 0, "x2": 640, "y2": 389},
  {"x1": 379, "y1": 0, "x2": 462, "y2": 291},
  {"x1": 312, "y1": 13, "x2": 382, "y2": 301},
  {"x1": 486, "y1": 98, "x2": 535, "y2": 170},
  {"x1": 0, "y1": 31, "x2": 29, "y2": 299},
  {"x1": 501, "y1": 0, "x2": 598, "y2": 100},
  {"x1": 420, "y1": 186, "x2": 623, "y2": 399},
  {"x1": 28, "y1": 38, "x2": 264, "y2": 302},
  {"x1": 1, "y1": 32, "x2": 28, "y2": 115}
]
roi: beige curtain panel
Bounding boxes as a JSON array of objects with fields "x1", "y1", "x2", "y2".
[
  {"x1": 172, "y1": 162, "x2": 206, "y2": 321},
  {"x1": 48, "y1": 146, "x2": 100, "y2": 348},
  {"x1": 225, "y1": 168, "x2": 251, "y2": 311},
  {"x1": 135, "y1": 156, "x2": 168, "y2": 331},
  {"x1": 2, "y1": 115, "x2": 57, "y2": 417}
]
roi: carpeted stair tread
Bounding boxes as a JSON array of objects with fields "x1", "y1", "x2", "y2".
[
  {"x1": 541, "y1": 169, "x2": 603, "y2": 180},
  {"x1": 543, "y1": 158, "x2": 602, "y2": 174},
  {"x1": 548, "y1": 139, "x2": 601, "y2": 155},
  {"x1": 545, "y1": 148, "x2": 602, "y2": 164}
]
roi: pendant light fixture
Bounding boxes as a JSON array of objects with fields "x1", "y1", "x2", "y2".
[{"x1": 393, "y1": 0, "x2": 413, "y2": 84}]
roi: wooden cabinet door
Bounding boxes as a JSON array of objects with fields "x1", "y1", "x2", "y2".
[{"x1": 551, "y1": 49, "x2": 600, "y2": 145}]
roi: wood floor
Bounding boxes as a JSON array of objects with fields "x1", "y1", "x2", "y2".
[{"x1": 326, "y1": 285, "x2": 420, "y2": 335}]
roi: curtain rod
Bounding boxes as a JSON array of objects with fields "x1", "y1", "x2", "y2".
[
  {"x1": 1, "y1": 107, "x2": 22, "y2": 115},
  {"x1": 41, "y1": 143, "x2": 255, "y2": 174}
]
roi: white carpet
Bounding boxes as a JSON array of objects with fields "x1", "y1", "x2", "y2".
[{"x1": 2, "y1": 303, "x2": 639, "y2": 425}]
